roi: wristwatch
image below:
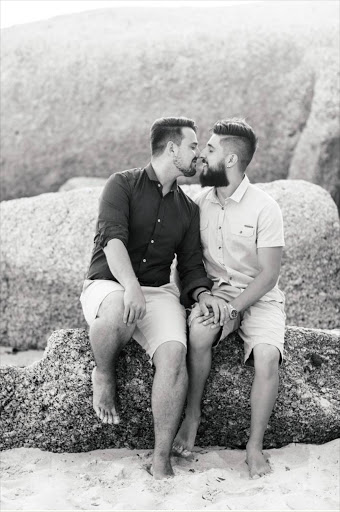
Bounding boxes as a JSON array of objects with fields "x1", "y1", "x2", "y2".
[{"x1": 227, "y1": 302, "x2": 239, "y2": 319}]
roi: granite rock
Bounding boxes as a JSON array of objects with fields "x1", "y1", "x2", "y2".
[
  {"x1": 0, "y1": 188, "x2": 102, "y2": 349},
  {"x1": 1, "y1": 4, "x2": 338, "y2": 201},
  {"x1": 0, "y1": 327, "x2": 339, "y2": 452},
  {"x1": 1, "y1": 180, "x2": 339, "y2": 350},
  {"x1": 288, "y1": 49, "x2": 340, "y2": 214}
]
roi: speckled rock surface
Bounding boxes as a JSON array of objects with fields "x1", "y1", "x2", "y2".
[
  {"x1": 0, "y1": 327, "x2": 339, "y2": 452},
  {"x1": 1, "y1": 3, "x2": 338, "y2": 201},
  {"x1": 0, "y1": 188, "x2": 102, "y2": 349},
  {"x1": 1, "y1": 180, "x2": 339, "y2": 350}
]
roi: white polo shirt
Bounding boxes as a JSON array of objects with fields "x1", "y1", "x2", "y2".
[{"x1": 194, "y1": 175, "x2": 285, "y2": 303}]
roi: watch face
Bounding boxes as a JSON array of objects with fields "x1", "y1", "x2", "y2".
[{"x1": 230, "y1": 309, "x2": 238, "y2": 319}]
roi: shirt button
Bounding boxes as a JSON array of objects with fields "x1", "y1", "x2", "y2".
[
  {"x1": 219, "y1": 246, "x2": 222, "y2": 249},
  {"x1": 151, "y1": 240, "x2": 154, "y2": 243},
  {"x1": 158, "y1": 184, "x2": 161, "y2": 187},
  {"x1": 158, "y1": 219, "x2": 161, "y2": 222},
  {"x1": 143, "y1": 259, "x2": 146, "y2": 263},
  {"x1": 221, "y1": 207, "x2": 224, "y2": 210},
  {"x1": 219, "y1": 226, "x2": 221, "y2": 229}
]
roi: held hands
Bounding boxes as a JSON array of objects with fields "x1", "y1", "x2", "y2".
[
  {"x1": 123, "y1": 280, "x2": 146, "y2": 326},
  {"x1": 196, "y1": 293, "x2": 230, "y2": 328}
]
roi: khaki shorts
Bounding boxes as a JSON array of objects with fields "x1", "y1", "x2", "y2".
[
  {"x1": 80, "y1": 279, "x2": 187, "y2": 359},
  {"x1": 189, "y1": 284, "x2": 286, "y2": 366}
]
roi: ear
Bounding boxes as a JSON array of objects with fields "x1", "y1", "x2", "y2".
[
  {"x1": 167, "y1": 140, "x2": 178, "y2": 156},
  {"x1": 226, "y1": 153, "x2": 238, "y2": 168}
]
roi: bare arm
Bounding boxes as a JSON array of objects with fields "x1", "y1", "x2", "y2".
[
  {"x1": 230, "y1": 246, "x2": 283, "y2": 313},
  {"x1": 104, "y1": 239, "x2": 146, "y2": 326}
]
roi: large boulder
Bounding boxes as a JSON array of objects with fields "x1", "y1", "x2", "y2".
[
  {"x1": 0, "y1": 327, "x2": 339, "y2": 452},
  {"x1": 1, "y1": 3, "x2": 339, "y2": 204},
  {"x1": 0, "y1": 188, "x2": 101, "y2": 349},
  {"x1": 1, "y1": 180, "x2": 339, "y2": 349},
  {"x1": 288, "y1": 49, "x2": 340, "y2": 214}
]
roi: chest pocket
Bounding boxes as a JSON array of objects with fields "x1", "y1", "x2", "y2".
[{"x1": 230, "y1": 224, "x2": 255, "y2": 241}]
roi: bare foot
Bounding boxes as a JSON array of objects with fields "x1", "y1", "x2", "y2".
[
  {"x1": 91, "y1": 367, "x2": 120, "y2": 425},
  {"x1": 151, "y1": 456, "x2": 174, "y2": 480},
  {"x1": 172, "y1": 413, "x2": 201, "y2": 458},
  {"x1": 246, "y1": 443, "x2": 271, "y2": 479}
]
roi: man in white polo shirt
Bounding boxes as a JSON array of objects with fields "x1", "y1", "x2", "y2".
[{"x1": 173, "y1": 118, "x2": 286, "y2": 479}]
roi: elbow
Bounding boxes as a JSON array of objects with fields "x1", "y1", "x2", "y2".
[{"x1": 266, "y1": 273, "x2": 279, "y2": 291}]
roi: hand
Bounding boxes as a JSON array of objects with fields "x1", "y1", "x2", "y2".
[
  {"x1": 123, "y1": 281, "x2": 146, "y2": 326},
  {"x1": 197, "y1": 293, "x2": 229, "y2": 327}
]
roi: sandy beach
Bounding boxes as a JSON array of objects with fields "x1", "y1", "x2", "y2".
[{"x1": 1, "y1": 440, "x2": 339, "y2": 511}]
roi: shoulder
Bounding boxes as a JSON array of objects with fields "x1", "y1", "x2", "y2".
[
  {"x1": 108, "y1": 168, "x2": 142, "y2": 183},
  {"x1": 246, "y1": 183, "x2": 282, "y2": 212},
  {"x1": 105, "y1": 168, "x2": 144, "y2": 190}
]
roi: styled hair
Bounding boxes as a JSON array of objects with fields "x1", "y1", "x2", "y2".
[
  {"x1": 150, "y1": 117, "x2": 197, "y2": 156},
  {"x1": 212, "y1": 118, "x2": 258, "y2": 170}
]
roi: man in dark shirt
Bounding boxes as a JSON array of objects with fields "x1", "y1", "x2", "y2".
[{"x1": 80, "y1": 117, "x2": 227, "y2": 479}]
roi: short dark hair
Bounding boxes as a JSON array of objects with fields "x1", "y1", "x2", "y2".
[
  {"x1": 212, "y1": 118, "x2": 258, "y2": 170},
  {"x1": 150, "y1": 117, "x2": 197, "y2": 156}
]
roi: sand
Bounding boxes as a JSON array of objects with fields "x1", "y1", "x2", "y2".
[
  {"x1": 0, "y1": 441, "x2": 339, "y2": 511},
  {"x1": 1, "y1": 347, "x2": 339, "y2": 511}
]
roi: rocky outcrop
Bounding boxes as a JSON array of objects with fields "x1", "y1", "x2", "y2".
[
  {"x1": 0, "y1": 327, "x2": 339, "y2": 452},
  {"x1": 288, "y1": 49, "x2": 340, "y2": 214},
  {"x1": 0, "y1": 188, "x2": 101, "y2": 349},
  {"x1": 1, "y1": 3, "x2": 338, "y2": 201},
  {"x1": 1, "y1": 180, "x2": 339, "y2": 349}
]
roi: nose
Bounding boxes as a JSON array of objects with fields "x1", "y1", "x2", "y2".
[
  {"x1": 200, "y1": 147, "x2": 206, "y2": 159},
  {"x1": 195, "y1": 147, "x2": 200, "y2": 157}
]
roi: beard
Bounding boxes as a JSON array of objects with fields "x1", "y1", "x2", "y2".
[
  {"x1": 173, "y1": 155, "x2": 197, "y2": 177},
  {"x1": 199, "y1": 160, "x2": 229, "y2": 187}
]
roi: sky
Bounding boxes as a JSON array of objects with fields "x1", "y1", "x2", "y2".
[{"x1": 0, "y1": 0, "x2": 254, "y2": 29}]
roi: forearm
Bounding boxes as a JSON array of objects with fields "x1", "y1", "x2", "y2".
[
  {"x1": 103, "y1": 239, "x2": 139, "y2": 288},
  {"x1": 230, "y1": 271, "x2": 278, "y2": 312}
]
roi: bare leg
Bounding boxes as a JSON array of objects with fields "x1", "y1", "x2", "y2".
[
  {"x1": 246, "y1": 343, "x2": 280, "y2": 478},
  {"x1": 151, "y1": 341, "x2": 188, "y2": 479},
  {"x1": 173, "y1": 320, "x2": 219, "y2": 456},
  {"x1": 89, "y1": 291, "x2": 136, "y2": 424}
]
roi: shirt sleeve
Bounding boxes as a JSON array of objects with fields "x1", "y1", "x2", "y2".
[
  {"x1": 176, "y1": 204, "x2": 213, "y2": 308},
  {"x1": 257, "y1": 200, "x2": 285, "y2": 248},
  {"x1": 96, "y1": 172, "x2": 131, "y2": 249}
]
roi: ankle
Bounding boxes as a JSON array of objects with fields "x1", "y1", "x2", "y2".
[
  {"x1": 184, "y1": 409, "x2": 201, "y2": 421},
  {"x1": 246, "y1": 440, "x2": 263, "y2": 452}
]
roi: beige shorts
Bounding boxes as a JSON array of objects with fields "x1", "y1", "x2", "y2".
[
  {"x1": 80, "y1": 279, "x2": 187, "y2": 359},
  {"x1": 189, "y1": 284, "x2": 286, "y2": 366}
]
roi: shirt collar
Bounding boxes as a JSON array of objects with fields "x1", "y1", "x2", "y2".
[
  {"x1": 145, "y1": 163, "x2": 179, "y2": 192},
  {"x1": 207, "y1": 174, "x2": 250, "y2": 204}
]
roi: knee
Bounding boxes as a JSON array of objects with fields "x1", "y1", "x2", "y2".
[
  {"x1": 253, "y1": 344, "x2": 280, "y2": 378},
  {"x1": 91, "y1": 292, "x2": 133, "y2": 339},
  {"x1": 153, "y1": 341, "x2": 187, "y2": 378},
  {"x1": 189, "y1": 317, "x2": 219, "y2": 351}
]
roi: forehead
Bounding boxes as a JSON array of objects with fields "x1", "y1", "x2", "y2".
[
  {"x1": 181, "y1": 127, "x2": 198, "y2": 144},
  {"x1": 207, "y1": 133, "x2": 222, "y2": 149}
]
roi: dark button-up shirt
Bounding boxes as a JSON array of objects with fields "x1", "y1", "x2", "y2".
[{"x1": 87, "y1": 163, "x2": 212, "y2": 308}]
